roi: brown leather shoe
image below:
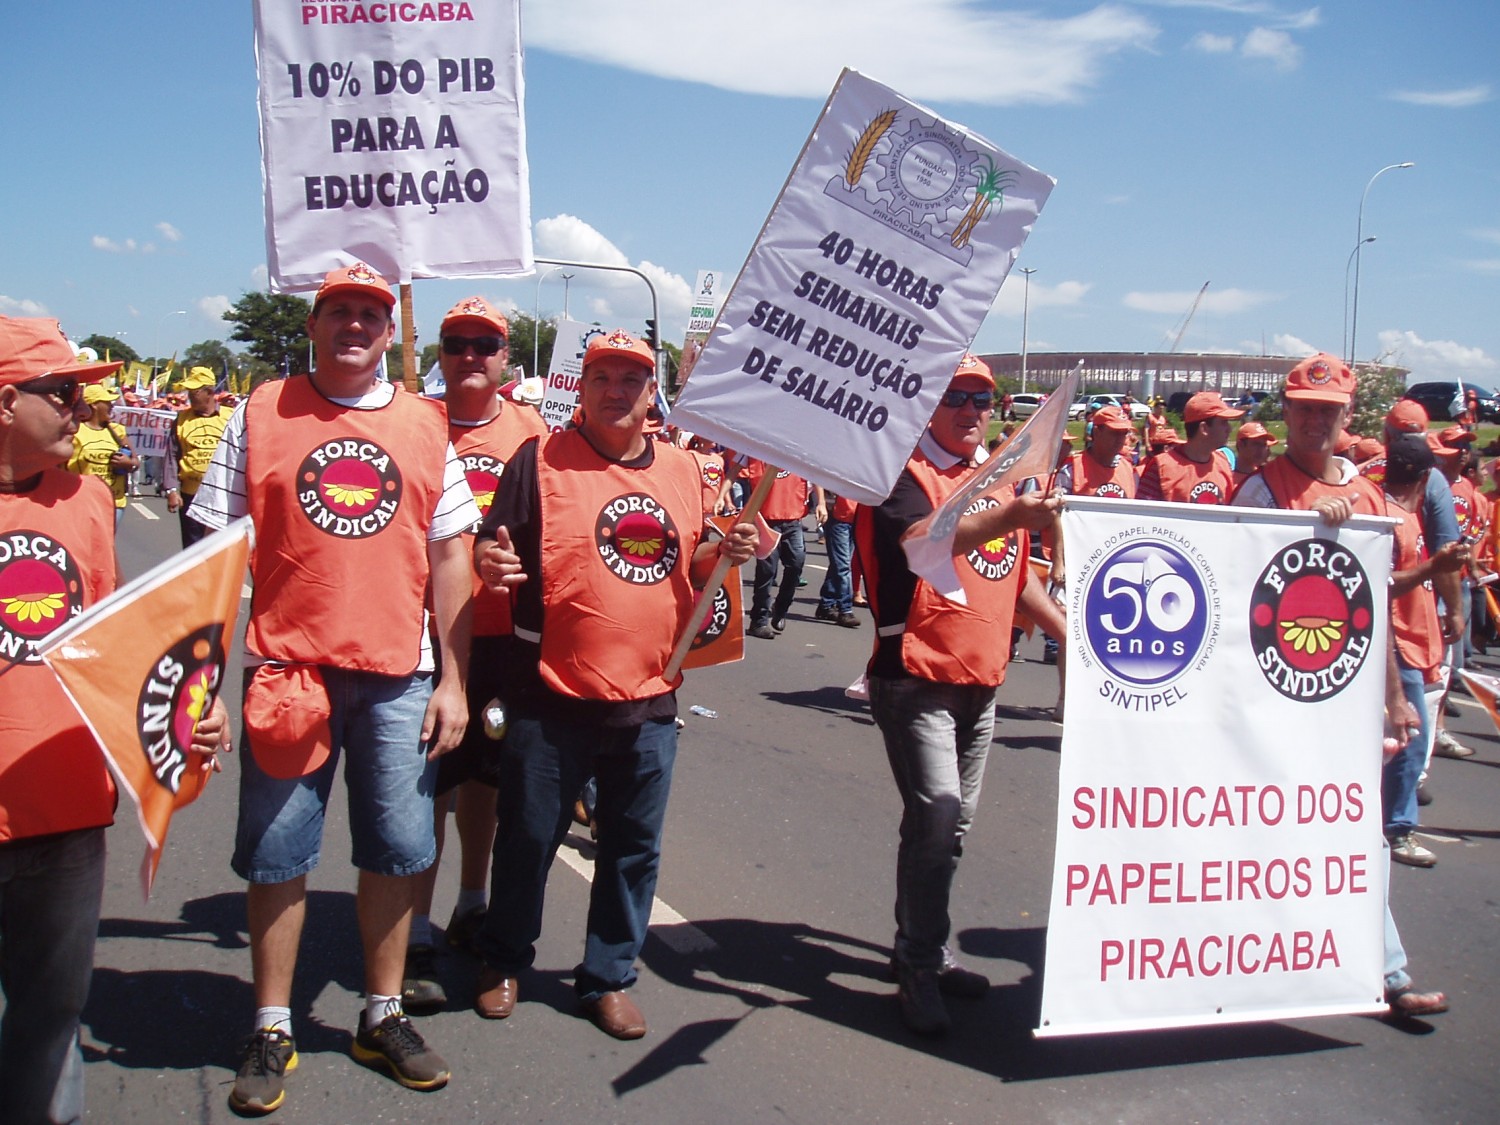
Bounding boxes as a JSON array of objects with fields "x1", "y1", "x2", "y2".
[
  {"x1": 475, "y1": 967, "x2": 518, "y2": 1019},
  {"x1": 582, "y1": 990, "x2": 646, "y2": 1040}
]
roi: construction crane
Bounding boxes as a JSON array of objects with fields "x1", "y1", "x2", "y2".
[{"x1": 1144, "y1": 281, "x2": 1209, "y2": 401}]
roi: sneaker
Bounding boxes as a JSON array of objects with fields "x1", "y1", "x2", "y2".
[
  {"x1": 1433, "y1": 731, "x2": 1476, "y2": 759},
  {"x1": 886, "y1": 949, "x2": 990, "y2": 999},
  {"x1": 748, "y1": 623, "x2": 776, "y2": 640},
  {"x1": 1389, "y1": 834, "x2": 1437, "y2": 868},
  {"x1": 351, "y1": 1011, "x2": 450, "y2": 1091},
  {"x1": 814, "y1": 605, "x2": 837, "y2": 621},
  {"x1": 229, "y1": 1028, "x2": 298, "y2": 1115},
  {"x1": 836, "y1": 612, "x2": 862, "y2": 628},
  {"x1": 445, "y1": 906, "x2": 485, "y2": 953},
  {"x1": 401, "y1": 945, "x2": 446, "y2": 1014},
  {"x1": 1417, "y1": 782, "x2": 1433, "y2": 807},
  {"x1": 771, "y1": 614, "x2": 788, "y2": 632},
  {"x1": 896, "y1": 968, "x2": 950, "y2": 1036}
]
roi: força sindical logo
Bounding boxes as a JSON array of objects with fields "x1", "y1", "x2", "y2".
[
  {"x1": 296, "y1": 437, "x2": 403, "y2": 538},
  {"x1": 1249, "y1": 537, "x2": 1374, "y2": 702},
  {"x1": 0, "y1": 530, "x2": 84, "y2": 666},
  {"x1": 595, "y1": 493, "x2": 681, "y2": 585},
  {"x1": 963, "y1": 497, "x2": 1020, "y2": 582},
  {"x1": 136, "y1": 625, "x2": 226, "y2": 797},
  {"x1": 461, "y1": 452, "x2": 505, "y2": 519},
  {"x1": 690, "y1": 584, "x2": 733, "y2": 650}
]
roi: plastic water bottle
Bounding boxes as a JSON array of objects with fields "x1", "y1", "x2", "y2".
[
  {"x1": 482, "y1": 698, "x2": 507, "y2": 740},
  {"x1": 687, "y1": 705, "x2": 718, "y2": 719}
]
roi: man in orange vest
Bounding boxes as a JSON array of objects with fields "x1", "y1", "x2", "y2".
[
  {"x1": 0, "y1": 318, "x2": 227, "y2": 1122},
  {"x1": 404, "y1": 296, "x2": 547, "y2": 1012},
  {"x1": 1136, "y1": 391, "x2": 1241, "y2": 503},
  {"x1": 1231, "y1": 421, "x2": 1278, "y2": 489},
  {"x1": 855, "y1": 354, "x2": 1064, "y2": 1036},
  {"x1": 472, "y1": 330, "x2": 756, "y2": 1041},
  {"x1": 743, "y1": 461, "x2": 823, "y2": 639},
  {"x1": 191, "y1": 264, "x2": 479, "y2": 1111}
]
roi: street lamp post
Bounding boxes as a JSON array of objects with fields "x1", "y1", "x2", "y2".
[
  {"x1": 532, "y1": 266, "x2": 567, "y2": 378},
  {"x1": 1348, "y1": 161, "x2": 1414, "y2": 366},
  {"x1": 1342, "y1": 237, "x2": 1376, "y2": 361},
  {"x1": 1019, "y1": 267, "x2": 1036, "y2": 396}
]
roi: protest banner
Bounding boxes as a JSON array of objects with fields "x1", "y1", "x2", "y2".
[
  {"x1": 253, "y1": 0, "x2": 531, "y2": 290},
  {"x1": 680, "y1": 516, "x2": 745, "y2": 670},
  {"x1": 901, "y1": 363, "x2": 1079, "y2": 603},
  {"x1": 40, "y1": 519, "x2": 253, "y2": 897},
  {"x1": 677, "y1": 268, "x2": 726, "y2": 390},
  {"x1": 115, "y1": 406, "x2": 176, "y2": 461},
  {"x1": 539, "y1": 319, "x2": 605, "y2": 431},
  {"x1": 1037, "y1": 499, "x2": 1394, "y2": 1036},
  {"x1": 668, "y1": 68, "x2": 1054, "y2": 505}
]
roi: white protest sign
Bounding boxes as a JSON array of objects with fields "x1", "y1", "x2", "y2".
[
  {"x1": 253, "y1": 0, "x2": 531, "y2": 290},
  {"x1": 1038, "y1": 499, "x2": 1393, "y2": 1036},
  {"x1": 539, "y1": 319, "x2": 604, "y2": 432},
  {"x1": 115, "y1": 407, "x2": 176, "y2": 460},
  {"x1": 677, "y1": 268, "x2": 725, "y2": 390},
  {"x1": 668, "y1": 69, "x2": 1053, "y2": 505}
]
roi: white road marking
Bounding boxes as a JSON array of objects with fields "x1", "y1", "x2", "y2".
[
  {"x1": 131, "y1": 503, "x2": 160, "y2": 520},
  {"x1": 556, "y1": 837, "x2": 718, "y2": 954}
]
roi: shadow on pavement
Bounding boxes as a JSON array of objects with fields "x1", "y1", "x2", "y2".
[{"x1": 762, "y1": 685, "x2": 874, "y2": 723}]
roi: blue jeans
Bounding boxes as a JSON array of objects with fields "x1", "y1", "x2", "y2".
[
  {"x1": 232, "y1": 668, "x2": 438, "y2": 881},
  {"x1": 1383, "y1": 845, "x2": 1411, "y2": 993},
  {"x1": 0, "y1": 826, "x2": 106, "y2": 1125},
  {"x1": 476, "y1": 714, "x2": 678, "y2": 1000},
  {"x1": 818, "y1": 519, "x2": 855, "y2": 614},
  {"x1": 868, "y1": 675, "x2": 996, "y2": 972},
  {"x1": 1383, "y1": 659, "x2": 1427, "y2": 836},
  {"x1": 751, "y1": 519, "x2": 805, "y2": 626}
]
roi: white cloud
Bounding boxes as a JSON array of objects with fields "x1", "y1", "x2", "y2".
[
  {"x1": 990, "y1": 277, "x2": 1091, "y2": 317},
  {"x1": 1389, "y1": 84, "x2": 1492, "y2": 109},
  {"x1": 1376, "y1": 329, "x2": 1497, "y2": 377},
  {"x1": 1188, "y1": 31, "x2": 1236, "y2": 53},
  {"x1": 0, "y1": 295, "x2": 49, "y2": 316},
  {"x1": 250, "y1": 264, "x2": 270, "y2": 288},
  {"x1": 1123, "y1": 287, "x2": 1278, "y2": 314},
  {"x1": 1241, "y1": 27, "x2": 1300, "y2": 69},
  {"x1": 92, "y1": 235, "x2": 131, "y2": 253},
  {"x1": 1471, "y1": 228, "x2": 1500, "y2": 246},
  {"x1": 1270, "y1": 333, "x2": 1317, "y2": 357},
  {"x1": 526, "y1": 2, "x2": 1157, "y2": 105},
  {"x1": 197, "y1": 295, "x2": 232, "y2": 323},
  {"x1": 156, "y1": 221, "x2": 183, "y2": 242},
  {"x1": 532, "y1": 214, "x2": 694, "y2": 332},
  {"x1": 1462, "y1": 259, "x2": 1500, "y2": 275}
]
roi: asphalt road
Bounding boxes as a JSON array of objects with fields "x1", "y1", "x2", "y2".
[{"x1": 80, "y1": 496, "x2": 1500, "y2": 1124}]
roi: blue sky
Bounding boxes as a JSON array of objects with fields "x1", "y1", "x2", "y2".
[{"x1": 2, "y1": 1, "x2": 1495, "y2": 380}]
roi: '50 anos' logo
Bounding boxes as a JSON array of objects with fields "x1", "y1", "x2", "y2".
[{"x1": 1081, "y1": 542, "x2": 1215, "y2": 695}]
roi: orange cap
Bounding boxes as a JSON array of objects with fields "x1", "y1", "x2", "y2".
[
  {"x1": 583, "y1": 329, "x2": 655, "y2": 373},
  {"x1": 1237, "y1": 421, "x2": 1277, "y2": 444},
  {"x1": 440, "y1": 295, "x2": 509, "y2": 339},
  {"x1": 1350, "y1": 437, "x2": 1384, "y2": 462},
  {"x1": 1283, "y1": 353, "x2": 1355, "y2": 403},
  {"x1": 242, "y1": 664, "x2": 332, "y2": 780},
  {"x1": 313, "y1": 261, "x2": 395, "y2": 310},
  {"x1": 1437, "y1": 425, "x2": 1476, "y2": 446},
  {"x1": 951, "y1": 353, "x2": 994, "y2": 386},
  {"x1": 1090, "y1": 405, "x2": 1133, "y2": 431},
  {"x1": 1385, "y1": 399, "x2": 1428, "y2": 433},
  {"x1": 0, "y1": 317, "x2": 124, "y2": 386},
  {"x1": 1183, "y1": 391, "x2": 1246, "y2": 424},
  {"x1": 1334, "y1": 429, "x2": 1358, "y2": 454}
]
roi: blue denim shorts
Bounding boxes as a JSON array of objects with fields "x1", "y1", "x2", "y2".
[{"x1": 232, "y1": 667, "x2": 438, "y2": 882}]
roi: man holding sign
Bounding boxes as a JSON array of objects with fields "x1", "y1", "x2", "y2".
[
  {"x1": 854, "y1": 354, "x2": 1064, "y2": 1036},
  {"x1": 472, "y1": 330, "x2": 756, "y2": 1040}
]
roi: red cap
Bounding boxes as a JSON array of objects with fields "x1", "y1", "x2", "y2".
[
  {"x1": 0, "y1": 317, "x2": 124, "y2": 387},
  {"x1": 440, "y1": 295, "x2": 509, "y2": 339},
  {"x1": 1091, "y1": 405, "x2": 1133, "y2": 431},
  {"x1": 1155, "y1": 428, "x2": 1184, "y2": 445},
  {"x1": 1385, "y1": 399, "x2": 1429, "y2": 434},
  {"x1": 313, "y1": 262, "x2": 395, "y2": 310},
  {"x1": 1183, "y1": 391, "x2": 1246, "y2": 424},
  {"x1": 1351, "y1": 437, "x2": 1384, "y2": 462},
  {"x1": 1334, "y1": 429, "x2": 1358, "y2": 454},
  {"x1": 583, "y1": 329, "x2": 655, "y2": 373},
  {"x1": 951, "y1": 353, "x2": 994, "y2": 386},
  {"x1": 242, "y1": 664, "x2": 332, "y2": 780},
  {"x1": 1437, "y1": 426, "x2": 1476, "y2": 446},
  {"x1": 1237, "y1": 422, "x2": 1277, "y2": 444},
  {"x1": 1283, "y1": 353, "x2": 1355, "y2": 403}
]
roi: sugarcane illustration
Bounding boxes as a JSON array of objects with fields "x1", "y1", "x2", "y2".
[{"x1": 951, "y1": 155, "x2": 1016, "y2": 249}]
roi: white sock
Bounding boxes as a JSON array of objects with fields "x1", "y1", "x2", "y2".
[
  {"x1": 455, "y1": 887, "x2": 487, "y2": 915},
  {"x1": 365, "y1": 994, "x2": 403, "y2": 1027},
  {"x1": 409, "y1": 914, "x2": 433, "y2": 947},
  {"x1": 255, "y1": 1007, "x2": 292, "y2": 1036}
]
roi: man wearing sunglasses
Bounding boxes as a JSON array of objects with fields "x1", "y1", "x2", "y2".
[
  {"x1": 404, "y1": 296, "x2": 545, "y2": 1011},
  {"x1": 854, "y1": 353, "x2": 1064, "y2": 1036},
  {"x1": 190, "y1": 263, "x2": 480, "y2": 1111},
  {"x1": 0, "y1": 317, "x2": 229, "y2": 1123}
]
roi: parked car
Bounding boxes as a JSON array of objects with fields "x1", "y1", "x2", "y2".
[
  {"x1": 1082, "y1": 393, "x2": 1151, "y2": 421},
  {"x1": 1008, "y1": 392, "x2": 1045, "y2": 418},
  {"x1": 1403, "y1": 380, "x2": 1500, "y2": 423},
  {"x1": 1235, "y1": 390, "x2": 1270, "y2": 410}
]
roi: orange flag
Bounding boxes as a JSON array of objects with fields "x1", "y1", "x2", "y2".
[
  {"x1": 681, "y1": 515, "x2": 745, "y2": 670},
  {"x1": 40, "y1": 518, "x2": 253, "y2": 897},
  {"x1": 1458, "y1": 669, "x2": 1500, "y2": 736}
]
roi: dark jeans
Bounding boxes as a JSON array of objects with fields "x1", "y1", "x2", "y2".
[
  {"x1": 178, "y1": 492, "x2": 208, "y2": 551},
  {"x1": 751, "y1": 518, "x2": 805, "y2": 626},
  {"x1": 476, "y1": 713, "x2": 678, "y2": 1000},
  {"x1": 818, "y1": 519, "x2": 855, "y2": 613},
  {"x1": 0, "y1": 826, "x2": 106, "y2": 1125}
]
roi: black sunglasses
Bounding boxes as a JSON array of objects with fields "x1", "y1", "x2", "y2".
[
  {"x1": 442, "y1": 334, "x2": 506, "y2": 357},
  {"x1": 939, "y1": 389, "x2": 994, "y2": 411},
  {"x1": 15, "y1": 377, "x2": 82, "y2": 410}
]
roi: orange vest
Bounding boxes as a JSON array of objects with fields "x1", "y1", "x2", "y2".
[
  {"x1": 1450, "y1": 475, "x2": 1480, "y2": 540},
  {"x1": 533, "y1": 430, "x2": 705, "y2": 701},
  {"x1": 861, "y1": 452, "x2": 1028, "y2": 687},
  {"x1": 1384, "y1": 495, "x2": 1443, "y2": 677},
  {"x1": 1259, "y1": 455, "x2": 1382, "y2": 515},
  {"x1": 687, "y1": 449, "x2": 727, "y2": 512},
  {"x1": 1143, "y1": 447, "x2": 1235, "y2": 504},
  {"x1": 0, "y1": 471, "x2": 118, "y2": 841},
  {"x1": 1068, "y1": 451, "x2": 1136, "y2": 498},
  {"x1": 450, "y1": 405, "x2": 548, "y2": 637},
  {"x1": 244, "y1": 376, "x2": 448, "y2": 674},
  {"x1": 745, "y1": 462, "x2": 809, "y2": 520}
]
